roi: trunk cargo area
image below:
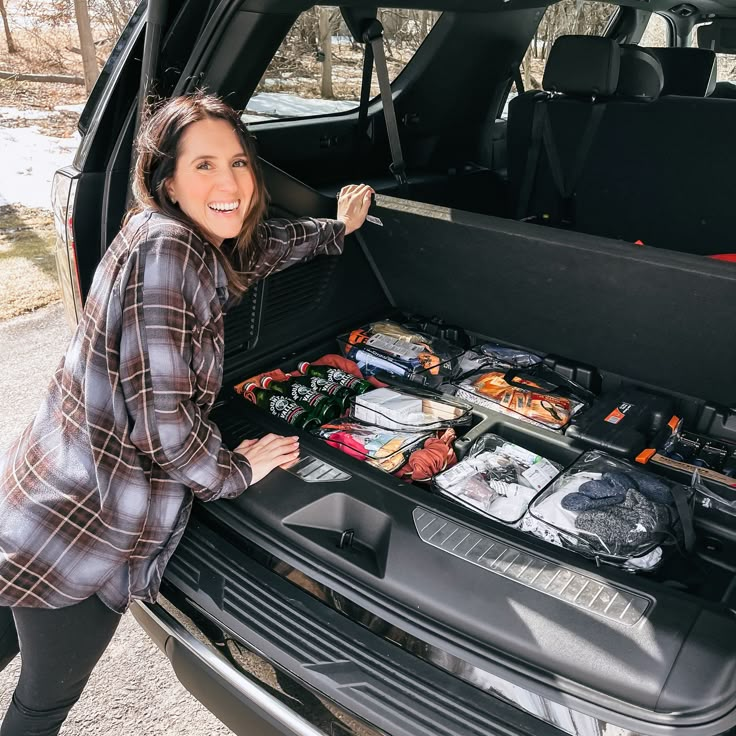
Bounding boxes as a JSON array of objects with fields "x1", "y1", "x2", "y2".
[{"x1": 171, "y1": 197, "x2": 736, "y2": 735}]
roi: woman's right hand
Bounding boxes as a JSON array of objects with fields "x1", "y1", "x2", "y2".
[
  {"x1": 337, "y1": 183, "x2": 374, "y2": 235},
  {"x1": 234, "y1": 434, "x2": 300, "y2": 485}
]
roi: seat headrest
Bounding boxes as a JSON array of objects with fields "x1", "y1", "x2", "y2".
[
  {"x1": 646, "y1": 47, "x2": 717, "y2": 96},
  {"x1": 616, "y1": 46, "x2": 664, "y2": 100},
  {"x1": 543, "y1": 36, "x2": 621, "y2": 97}
]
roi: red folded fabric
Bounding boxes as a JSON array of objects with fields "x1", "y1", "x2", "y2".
[
  {"x1": 395, "y1": 428, "x2": 457, "y2": 483},
  {"x1": 234, "y1": 354, "x2": 389, "y2": 395},
  {"x1": 233, "y1": 369, "x2": 293, "y2": 395}
]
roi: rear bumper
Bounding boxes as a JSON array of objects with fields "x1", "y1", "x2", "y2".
[
  {"x1": 131, "y1": 601, "x2": 326, "y2": 736},
  {"x1": 133, "y1": 515, "x2": 568, "y2": 736}
]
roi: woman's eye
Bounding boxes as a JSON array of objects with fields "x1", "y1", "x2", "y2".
[
  {"x1": 233, "y1": 159, "x2": 249, "y2": 168},
  {"x1": 196, "y1": 161, "x2": 211, "y2": 170}
]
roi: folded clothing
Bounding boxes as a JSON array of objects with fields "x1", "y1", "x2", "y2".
[
  {"x1": 456, "y1": 343, "x2": 543, "y2": 378},
  {"x1": 561, "y1": 470, "x2": 673, "y2": 511},
  {"x1": 575, "y1": 489, "x2": 671, "y2": 550},
  {"x1": 527, "y1": 450, "x2": 691, "y2": 567}
]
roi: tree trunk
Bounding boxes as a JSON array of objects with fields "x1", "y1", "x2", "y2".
[
  {"x1": 74, "y1": 0, "x2": 99, "y2": 93},
  {"x1": 0, "y1": 71, "x2": 85, "y2": 84},
  {"x1": 318, "y1": 7, "x2": 333, "y2": 99},
  {"x1": 420, "y1": 10, "x2": 429, "y2": 39},
  {"x1": 0, "y1": 0, "x2": 16, "y2": 54},
  {"x1": 102, "y1": 0, "x2": 125, "y2": 38},
  {"x1": 523, "y1": 48, "x2": 532, "y2": 91}
]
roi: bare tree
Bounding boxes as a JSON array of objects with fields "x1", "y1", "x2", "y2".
[
  {"x1": 90, "y1": 0, "x2": 136, "y2": 42},
  {"x1": 0, "y1": 0, "x2": 17, "y2": 53},
  {"x1": 536, "y1": 0, "x2": 613, "y2": 62},
  {"x1": 523, "y1": 48, "x2": 532, "y2": 89},
  {"x1": 318, "y1": 7, "x2": 335, "y2": 99},
  {"x1": 73, "y1": 0, "x2": 99, "y2": 92}
]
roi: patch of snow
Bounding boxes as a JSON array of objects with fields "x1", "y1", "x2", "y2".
[
  {"x1": 0, "y1": 107, "x2": 53, "y2": 121},
  {"x1": 0, "y1": 125, "x2": 80, "y2": 209},
  {"x1": 242, "y1": 113, "x2": 278, "y2": 123},
  {"x1": 54, "y1": 104, "x2": 86, "y2": 114},
  {"x1": 245, "y1": 92, "x2": 357, "y2": 120}
]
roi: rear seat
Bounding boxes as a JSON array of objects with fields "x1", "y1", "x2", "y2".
[
  {"x1": 645, "y1": 47, "x2": 717, "y2": 96},
  {"x1": 507, "y1": 36, "x2": 736, "y2": 255},
  {"x1": 507, "y1": 36, "x2": 620, "y2": 225}
]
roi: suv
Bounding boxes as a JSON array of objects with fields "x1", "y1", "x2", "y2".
[{"x1": 52, "y1": 2, "x2": 736, "y2": 735}]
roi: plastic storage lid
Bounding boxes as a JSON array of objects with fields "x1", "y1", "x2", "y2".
[{"x1": 349, "y1": 386, "x2": 473, "y2": 432}]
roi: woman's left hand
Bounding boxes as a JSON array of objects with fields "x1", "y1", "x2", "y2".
[{"x1": 337, "y1": 183, "x2": 375, "y2": 235}]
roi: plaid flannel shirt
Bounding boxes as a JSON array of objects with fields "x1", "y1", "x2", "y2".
[{"x1": 0, "y1": 209, "x2": 345, "y2": 613}]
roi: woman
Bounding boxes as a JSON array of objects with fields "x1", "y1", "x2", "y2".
[{"x1": 0, "y1": 92, "x2": 373, "y2": 735}]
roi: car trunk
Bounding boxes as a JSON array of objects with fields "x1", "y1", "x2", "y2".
[{"x1": 164, "y1": 193, "x2": 736, "y2": 735}]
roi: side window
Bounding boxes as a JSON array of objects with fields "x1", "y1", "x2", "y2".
[
  {"x1": 501, "y1": 0, "x2": 618, "y2": 119},
  {"x1": 244, "y1": 7, "x2": 441, "y2": 123},
  {"x1": 693, "y1": 23, "x2": 736, "y2": 84},
  {"x1": 639, "y1": 12, "x2": 671, "y2": 47}
]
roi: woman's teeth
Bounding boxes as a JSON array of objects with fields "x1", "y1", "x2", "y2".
[{"x1": 209, "y1": 201, "x2": 239, "y2": 212}]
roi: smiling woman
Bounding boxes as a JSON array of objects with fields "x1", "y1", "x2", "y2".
[
  {"x1": 165, "y1": 117, "x2": 258, "y2": 246},
  {"x1": 0, "y1": 92, "x2": 373, "y2": 736}
]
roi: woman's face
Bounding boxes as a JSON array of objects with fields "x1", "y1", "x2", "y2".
[{"x1": 166, "y1": 117, "x2": 255, "y2": 246}]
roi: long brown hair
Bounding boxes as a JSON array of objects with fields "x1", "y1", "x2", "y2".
[{"x1": 131, "y1": 92, "x2": 268, "y2": 298}]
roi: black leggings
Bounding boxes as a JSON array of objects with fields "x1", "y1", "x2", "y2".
[{"x1": 0, "y1": 596, "x2": 122, "y2": 736}]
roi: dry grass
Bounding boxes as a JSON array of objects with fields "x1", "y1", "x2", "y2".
[
  {"x1": 0, "y1": 205, "x2": 60, "y2": 320},
  {"x1": 0, "y1": 25, "x2": 90, "y2": 136},
  {"x1": 0, "y1": 21, "x2": 88, "y2": 320}
]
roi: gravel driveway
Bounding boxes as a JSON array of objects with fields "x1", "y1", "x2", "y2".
[{"x1": 0, "y1": 302, "x2": 233, "y2": 735}]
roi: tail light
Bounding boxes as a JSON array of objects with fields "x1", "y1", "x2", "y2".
[{"x1": 52, "y1": 168, "x2": 83, "y2": 328}]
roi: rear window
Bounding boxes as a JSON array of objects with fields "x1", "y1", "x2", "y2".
[
  {"x1": 639, "y1": 12, "x2": 672, "y2": 47},
  {"x1": 693, "y1": 22, "x2": 736, "y2": 84},
  {"x1": 501, "y1": 0, "x2": 618, "y2": 118},
  {"x1": 244, "y1": 6, "x2": 441, "y2": 123}
]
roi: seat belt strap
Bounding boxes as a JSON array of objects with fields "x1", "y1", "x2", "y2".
[
  {"x1": 515, "y1": 94, "x2": 547, "y2": 220},
  {"x1": 565, "y1": 102, "x2": 606, "y2": 197},
  {"x1": 362, "y1": 20, "x2": 409, "y2": 197},
  {"x1": 355, "y1": 41, "x2": 374, "y2": 153},
  {"x1": 542, "y1": 101, "x2": 606, "y2": 225},
  {"x1": 670, "y1": 483, "x2": 696, "y2": 554}
]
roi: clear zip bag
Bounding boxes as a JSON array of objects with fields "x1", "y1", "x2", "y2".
[
  {"x1": 525, "y1": 450, "x2": 695, "y2": 569},
  {"x1": 338, "y1": 320, "x2": 463, "y2": 387},
  {"x1": 433, "y1": 433, "x2": 563, "y2": 523},
  {"x1": 312, "y1": 419, "x2": 431, "y2": 473},
  {"x1": 454, "y1": 365, "x2": 593, "y2": 431}
]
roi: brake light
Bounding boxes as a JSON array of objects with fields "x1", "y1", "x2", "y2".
[{"x1": 52, "y1": 170, "x2": 83, "y2": 328}]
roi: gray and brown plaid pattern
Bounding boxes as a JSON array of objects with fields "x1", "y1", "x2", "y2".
[{"x1": 0, "y1": 210, "x2": 344, "y2": 612}]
